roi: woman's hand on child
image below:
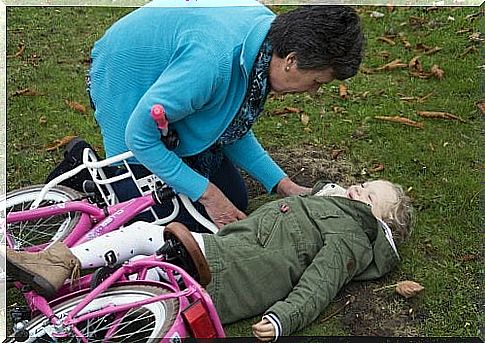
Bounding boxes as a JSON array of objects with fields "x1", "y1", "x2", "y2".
[
  {"x1": 199, "y1": 182, "x2": 247, "y2": 229},
  {"x1": 276, "y1": 177, "x2": 312, "y2": 197},
  {"x1": 252, "y1": 318, "x2": 276, "y2": 342}
]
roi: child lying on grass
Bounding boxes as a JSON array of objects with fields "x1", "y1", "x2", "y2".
[{"x1": 8, "y1": 179, "x2": 413, "y2": 341}]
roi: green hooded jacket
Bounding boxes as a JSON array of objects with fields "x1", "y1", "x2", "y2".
[{"x1": 202, "y1": 193, "x2": 400, "y2": 336}]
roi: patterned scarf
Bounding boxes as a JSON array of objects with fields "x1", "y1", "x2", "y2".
[{"x1": 185, "y1": 39, "x2": 272, "y2": 177}]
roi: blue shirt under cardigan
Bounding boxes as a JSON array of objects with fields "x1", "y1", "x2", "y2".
[{"x1": 89, "y1": 1, "x2": 286, "y2": 201}]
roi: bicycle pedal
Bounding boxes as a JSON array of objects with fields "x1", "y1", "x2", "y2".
[
  {"x1": 14, "y1": 328, "x2": 30, "y2": 342},
  {"x1": 90, "y1": 266, "x2": 117, "y2": 290},
  {"x1": 156, "y1": 239, "x2": 175, "y2": 257}
]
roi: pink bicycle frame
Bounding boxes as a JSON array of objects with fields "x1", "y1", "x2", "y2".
[
  {"x1": 7, "y1": 194, "x2": 158, "y2": 250},
  {"x1": 5, "y1": 148, "x2": 224, "y2": 340},
  {"x1": 20, "y1": 257, "x2": 224, "y2": 341}
]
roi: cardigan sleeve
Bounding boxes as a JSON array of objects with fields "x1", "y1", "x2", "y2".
[
  {"x1": 222, "y1": 130, "x2": 286, "y2": 193},
  {"x1": 125, "y1": 43, "x2": 221, "y2": 200},
  {"x1": 264, "y1": 232, "x2": 374, "y2": 336}
]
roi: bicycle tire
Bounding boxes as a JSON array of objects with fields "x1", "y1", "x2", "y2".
[
  {"x1": 5, "y1": 185, "x2": 82, "y2": 249},
  {"x1": 7, "y1": 283, "x2": 179, "y2": 342}
]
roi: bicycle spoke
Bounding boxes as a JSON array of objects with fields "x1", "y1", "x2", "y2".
[
  {"x1": 103, "y1": 311, "x2": 127, "y2": 342},
  {"x1": 9, "y1": 213, "x2": 72, "y2": 248},
  {"x1": 76, "y1": 307, "x2": 158, "y2": 342},
  {"x1": 108, "y1": 310, "x2": 156, "y2": 341}
]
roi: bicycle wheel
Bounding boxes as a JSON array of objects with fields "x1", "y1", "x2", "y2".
[
  {"x1": 5, "y1": 185, "x2": 82, "y2": 249},
  {"x1": 8, "y1": 283, "x2": 179, "y2": 342}
]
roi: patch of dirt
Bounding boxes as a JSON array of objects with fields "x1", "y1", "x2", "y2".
[
  {"x1": 244, "y1": 144, "x2": 366, "y2": 198},
  {"x1": 333, "y1": 281, "x2": 424, "y2": 336}
]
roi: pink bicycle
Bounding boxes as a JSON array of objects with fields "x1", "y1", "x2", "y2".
[{"x1": 4, "y1": 146, "x2": 224, "y2": 342}]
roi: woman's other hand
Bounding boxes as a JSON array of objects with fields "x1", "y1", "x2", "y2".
[
  {"x1": 276, "y1": 176, "x2": 312, "y2": 196},
  {"x1": 199, "y1": 182, "x2": 247, "y2": 229},
  {"x1": 252, "y1": 318, "x2": 276, "y2": 342}
]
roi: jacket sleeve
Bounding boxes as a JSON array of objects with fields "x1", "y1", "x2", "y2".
[
  {"x1": 222, "y1": 130, "x2": 286, "y2": 193},
  {"x1": 265, "y1": 232, "x2": 374, "y2": 336},
  {"x1": 125, "y1": 43, "x2": 221, "y2": 200}
]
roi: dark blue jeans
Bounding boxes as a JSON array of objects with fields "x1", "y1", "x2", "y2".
[{"x1": 110, "y1": 156, "x2": 248, "y2": 233}]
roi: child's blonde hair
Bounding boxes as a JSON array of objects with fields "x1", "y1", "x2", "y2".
[{"x1": 380, "y1": 182, "x2": 414, "y2": 244}]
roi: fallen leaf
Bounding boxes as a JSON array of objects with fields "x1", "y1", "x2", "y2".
[
  {"x1": 456, "y1": 28, "x2": 472, "y2": 34},
  {"x1": 417, "y1": 111, "x2": 466, "y2": 123},
  {"x1": 465, "y1": 11, "x2": 483, "y2": 20},
  {"x1": 400, "y1": 96, "x2": 417, "y2": 102},
  {"x1": 271, "y1": 107, "x2": 302, "y2": 115},
  {"x1": 460, "y1": 45, "x2": 478, "y2": 57},
  {"x1": 418, "y1": 92, "x2": 434, "y2": 103},
  {"x1": 11, "y1": 88, "x2": 43, "y2": 97},
  {"x1": 331, "y1": 149, "x2": 344, "y2": 160},
  {"x1": 400, "y1": 92, "x2": 433, "y2": 103},
  {"x1": 408, "y1": 56, "x2": 423, "y2": 72},
  {"x1": 401, "y1": 37, "x2": 412, "y2": 49},
  {"x1": 359, "y1": 66, "x2": 375, "y2": 74},
  {"x1": 457, "y1": 254, "x2": 478, "y2": 262},
  {"x1": 65, "y1": 100, "x2": 87, "y2": 114},
  {"x1": 430, "y1": 65, "x2": 444, "y2": 80},
  {"x1": 409, "y1": 16, "x2": 427, "y2": 29},
  {"x1": 477, "y1": 102, "x2": 485, "y2": 114},
  {"x1": 423, "y1": 46, "x2": 442, "y2": 55},
  {"x1": 44, "y1": 135, "x2": 78, "y2": 152},
  {"x1": 415, "y1": 43, "x2": 432, "y2": 52},
  {"x1": 409, "y1": 71, "x2": 432, "y2": 79},
  {"x1": 7, "y1": 43, "x2": 25, "y2": 58},
  {"x1": 395, "y1": 281, "x2": 425, "y2": 299},
  {"x1": 377, "y1": 50, "x2": 391, "y2": 58},
  {"x1": 332, "y1": 106, "x2": 346, "y2": 113},
  {"x1": 339, "y1": 83, "x2": 349, "y2": 99},
  {"x1": 284, "y1": 107, "x2": 301, "y2": 113},
  {"x1": 374, "y1": 116, "x2": 424, "y2": 128},
  {"x1": 300, "y1": 113, "x2": 310, "y2": 126},
  {"x1": 377, "y1": 36, "x2": 396, "y2": 45},
  {"x1": 369, "y1": 163, "x2": 385, "y2": 173},
  {"x1": 375, "y1": 59, "x2": 408, "y2": 71},
  {"x1": 414, "y1": 44, "x2": 441, "y2": 55},
  {"x1": 469, "y1": 32, "x2": 483, "y2": 42}
]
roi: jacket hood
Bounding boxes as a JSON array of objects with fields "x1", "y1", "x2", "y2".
[{"x1": 354, "y1": 219, "x2": 401, "y2": 281}]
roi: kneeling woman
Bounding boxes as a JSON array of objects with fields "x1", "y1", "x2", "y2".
[{"x1": 7, "y1": 180, "x2": 413, "y2": 341}]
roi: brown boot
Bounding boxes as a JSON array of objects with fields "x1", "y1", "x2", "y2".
[{"x1": 7, "y1": 242, "x2": 80, "y2": 298}]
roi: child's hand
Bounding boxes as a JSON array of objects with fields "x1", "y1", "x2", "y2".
[{"x1": 252, "y1": 318, "x2": 276, "y2": 342}]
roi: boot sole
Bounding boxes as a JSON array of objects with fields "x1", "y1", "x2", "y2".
[{"x1": 7, "y1": 258, "x2": 56, "y2": 298}]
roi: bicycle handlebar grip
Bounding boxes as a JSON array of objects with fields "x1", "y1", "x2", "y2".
[
  {"x1": 153, "y1": 187, "x2": 177, "y2": 205},
  {"x1": 150, "y1": 104, "x2": 168, "y2": 135}
]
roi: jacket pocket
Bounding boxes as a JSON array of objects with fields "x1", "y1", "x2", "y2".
[
  {"x1": 256, "y1": 208, "x2": 282, "y2": 248},
  {"x1": 310, "y1": 208, "x2": 343, "y2": 220}
]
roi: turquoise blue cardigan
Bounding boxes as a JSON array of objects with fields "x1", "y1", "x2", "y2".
[{"x1": 89, "y1": 1, "x2": 286, "y2": 201}]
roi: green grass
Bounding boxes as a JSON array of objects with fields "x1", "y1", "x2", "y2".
[{"x1": 6, "y1": 5, "x2": 483, "y2": 339}]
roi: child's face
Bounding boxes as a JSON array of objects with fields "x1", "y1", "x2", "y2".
[{"x1": 346, "y1": 180, "x2": 398, "y2": 219}]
